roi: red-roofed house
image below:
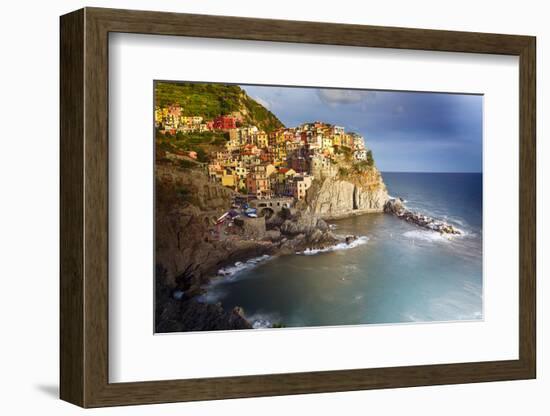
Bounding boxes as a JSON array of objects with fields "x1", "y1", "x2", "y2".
[{"x1": 213, "y1": 115, "x2": 237, "y2": 130}]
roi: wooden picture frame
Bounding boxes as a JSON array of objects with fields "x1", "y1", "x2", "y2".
[{"x1": 60, "y1": 7, "x2": 536, "y2": 408}]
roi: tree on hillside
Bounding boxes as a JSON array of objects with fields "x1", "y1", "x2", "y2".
[
  {"x1": 220, "y1": 99, "x2": 231, "y2": 115},
  {"x1": 195, "y1": 147, "x2": 208, "y2": 163},
  {"x1": 366, "y1": 150, "x2": 374, "y2": 167}
]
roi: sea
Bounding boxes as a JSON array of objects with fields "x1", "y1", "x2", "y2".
[{"x1": 200, "y1": 172, "x2": 483, "y2": 329}]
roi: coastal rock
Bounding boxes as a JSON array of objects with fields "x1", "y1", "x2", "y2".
[
  {"x1": 280, "y1": 211, "x2": 316, "y2": 236},
  {"x1": 384, "y1": 198, "x2": 462, "y2": 235},
  {"x1": 354, "y1": 184, "x2": 389, "y2": 211},
  {"x1": 307, "y1": 229, "x2": 324, "y2": 244},
  {"x1": 155, "y1": 269, "x2": 253, "y2": 332},
  {"x1": 306, "y1": 170, "x2": 389, "y2": 219},
  {"x1": 155, "y1": 297, "x2": 253, "y2": 332},
  {"x1": 316, "y1": 218, "x2": 329, "y2": 232},
  {"x1": 265, "y1": 212, "x2": 286, "y2": 228},
  {"x1": 384, "y1": 197, "x2": 406, "y2": 215},
  {"x1": 263, "y1": 229, "x2": 282, "y2": 241},
  {"x1": 234, "y1": 216, "x2": 266, "y2": 239}
]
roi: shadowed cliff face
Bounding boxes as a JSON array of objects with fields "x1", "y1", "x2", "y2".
[
  {"x1": 155, "y1": 164, "x2": 339, "y2": 290},
  {"x1": 305, "y1": 167, "x2": 389, "y2": 219},
  {"x1": 155, "y1": 165, "x2": 234, "y2": 288}
]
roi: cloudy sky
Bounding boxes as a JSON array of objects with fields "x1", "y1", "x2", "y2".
[{"x1": 240, "y1": 84, "x2": 483, "y2": 173}]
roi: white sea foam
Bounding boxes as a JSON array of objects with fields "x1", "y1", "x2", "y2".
[
  {"x1": 246, "y1": 312, "x2": 282, "y2": 329},
  {"x1": 298, "y1": 236, "x2": 369, "y2": 255},
  {"x1": 449, "y1": 217, "x2": 466, "y2": 227},
  {"x1": 217, "y1": 254, "x2": 272, "y2": 279},
  {"x1": 403, "y1": 230, "x2": 452, "y2": 243},
  {"x1": 388, "y1": 195, "x2": 408, "y2": 203},
  {"x1": 198, "y1": 255, "x2": 274, "y2": 303}
]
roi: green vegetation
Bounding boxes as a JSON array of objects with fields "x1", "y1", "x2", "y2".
[
  {"x1": 353, "y1": 160, "x2": 374, "y2": 173},
  {"x1": 195, "y1": 147, "x2": 208, "y2": 163},
  {"x1": 338, "y1": 167, "x2": 350, "y2": 177},
  {"x1": 155, "y1": 82, "x2": 284, "y2": 132},
  {"x1": 156, "y1": 131, "x2": 225, "y2": 164},
  {"x1": 366, "y1": 150, "x2": 374, "y2": 167},
  {"x1": 155, "y1": 82, "x2": 241, "y2": 116},
  {"x1": 348, "y1": 150, "x2": 376, "y2": 174},
  {"x1": 178, "y1": 159, "x2": 197, "y2": 169},
  {"x1": 242, "y1": 94, "x2": 283, "y2": 133},
  {"x1": 337, "y1": 146, "x2": 353, "y2": 162}
]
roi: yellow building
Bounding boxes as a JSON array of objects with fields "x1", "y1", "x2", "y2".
[
  {"x1": 154, "y1": 107, "x2": 163, "y2": 124},
  {"x1": 221, "y1": 173, "x2": 236, "y2": 188},
  {"x1": 256, "y1": 131, "x2": 268, "y2": 148}
]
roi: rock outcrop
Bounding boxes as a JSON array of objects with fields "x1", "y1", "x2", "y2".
[
  {"x1": 233, "y1": 216, "x2": 266, "y2": 240},
  {"x1": 155, "y1": 275, "x2": 252, "y2": 332},
  {"x1": 384, "y1": 198, "x2": 462, "y2": 235},
  {"x1": 306, "y1": 167, "x2": 389, "y2": 219}
]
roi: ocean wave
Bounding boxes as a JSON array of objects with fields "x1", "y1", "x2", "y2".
[
  {"x1": 403, "y1": 230, "x2": 452, "y2": 243},
  {"x1": 246, "y1": 312, "x2": 282, "y2": 329},
  {"x1": 198, "y1": 255, "x2": 274, "y2": 303},
  {"x1": 448, "y1": 217, "x2": 466, "y2": 227},
  {"x1": 298, "y1": 236, "x2": 369, "y2": 255},
  {"x1": 217, "y1": 254, "x2": 272, "y2": 280},
  {"x1": 388, "y1": 195, "x2": 408, "y2": 203}
]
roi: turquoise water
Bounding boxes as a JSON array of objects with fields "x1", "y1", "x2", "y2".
[{"x1": 202, "y1": 173, "x2": 483, "y2": 328}]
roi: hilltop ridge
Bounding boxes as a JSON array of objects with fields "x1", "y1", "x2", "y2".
[{"x1": 155, "y1": 82, "x2": 284, "y2": 133}]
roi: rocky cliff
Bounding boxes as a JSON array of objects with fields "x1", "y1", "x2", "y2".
[
  {"x1": 305, "y1": 166, "x2": 389, "y2": 219},
  {"x1": 155, "y1": 161, "x2": 342, "y2": 332}
]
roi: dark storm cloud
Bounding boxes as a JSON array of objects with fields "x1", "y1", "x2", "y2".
[{"x1": 316, "y1": 89, "x2": 376, "y2": 105}]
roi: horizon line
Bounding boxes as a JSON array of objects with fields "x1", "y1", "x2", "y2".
[{"x1": 381, "y1": 171, "x2": 482, "y2": 174}]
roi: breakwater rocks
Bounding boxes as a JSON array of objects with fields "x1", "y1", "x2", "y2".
[{"x1": 384, "y1": 198, "x2": 462, "y2": 235}]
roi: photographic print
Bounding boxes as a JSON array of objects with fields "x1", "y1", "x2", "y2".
[{"x1": 154, "y1": 81, "x2": 483, "y2": 333}]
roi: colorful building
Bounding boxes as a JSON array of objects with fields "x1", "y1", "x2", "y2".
[
  {"x1": 213, "y1": 115, "x2": 237, "y2": 130},
  {"x1": 291, "y1": 174, "x2": 314, "y2": 200}
]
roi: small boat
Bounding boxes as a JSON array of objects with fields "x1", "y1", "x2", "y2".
[{"x1": 216, "y1": 211, "x2": 229, "y2": 224}]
